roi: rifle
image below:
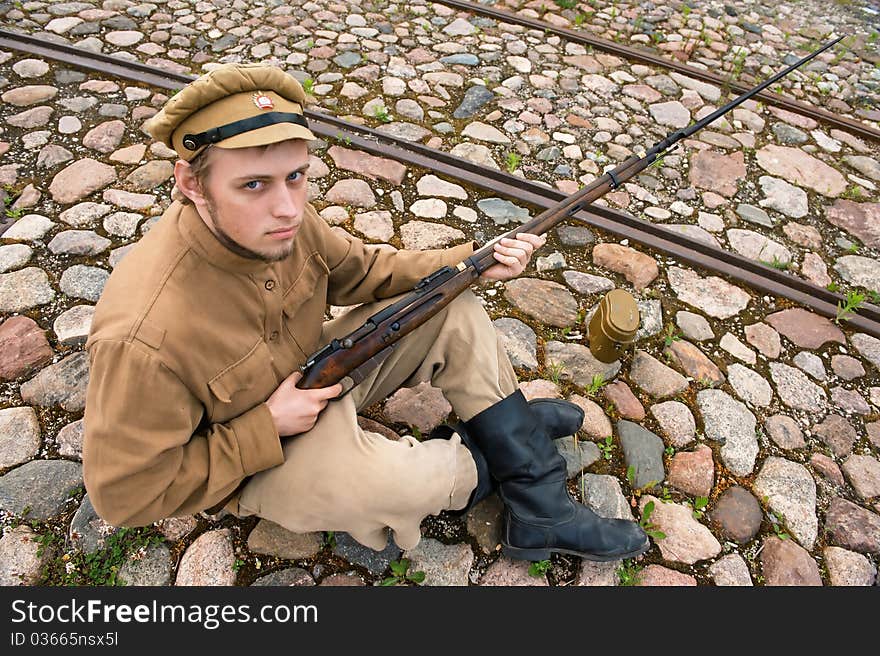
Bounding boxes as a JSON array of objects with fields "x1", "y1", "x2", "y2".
[{"x1": 298, "y1": 36, "x2": 844, "y2": 393}]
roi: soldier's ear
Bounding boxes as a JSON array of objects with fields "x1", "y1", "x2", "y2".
[{"x1": 174, "y1": 159, "x2": 206, "y2": 205}]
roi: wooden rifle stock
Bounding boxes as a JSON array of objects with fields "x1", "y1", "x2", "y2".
[{"x1": 297, "y1": 36, "x2": 843, "y2": 393}]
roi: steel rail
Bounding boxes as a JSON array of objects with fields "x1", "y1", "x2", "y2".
[
  {"x1": 437, "y1": 0, "x2": 880, "y2": 142},
  {"x1": 2, "y1": 29, "x2": 880, "y2": 337}
]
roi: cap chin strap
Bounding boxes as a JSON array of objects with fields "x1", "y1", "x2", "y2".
[{"x1": 181, "y1": 111, "x2": 310, "y2": 151}]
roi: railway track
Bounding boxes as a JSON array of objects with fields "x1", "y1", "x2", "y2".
[
  {"x1": 437, "y1": 0, "x2": 880, "y2": 143},
  {"x1": 2, "y1": 27, "x2": 880, "y2": 338}
]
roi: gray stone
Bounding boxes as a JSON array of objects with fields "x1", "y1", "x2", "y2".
[
  {"x1": 0, "y1": 406, "x2": 41, "y2": 469},
  {"x1": 69, "y1": 494, "x2": 118, "y2": 554},
  {"x1": 0, "y1": 244, "x2": 32, "y2": 273},
  {"x1": 617, "y1": 420, "x2": 665, "y2": 489},
  {"x1": 0, "y1": 525, "x2": 53, "y2": 585},
  {"x1": 60, "y1": 264, "x2": 109, "y2": 302},
  {"x1": 727, "y1": 363, "x2": 773, "y2": 407},
  {"x1": 554, "y1": 436, "x2": 600, "y2": 478},
  {"x1": 118, "y1": 543, "x2": 172, "y2": 586},
  {"x1": 754, "y1": 457, "x2": 818, "y2": 550},
  {"x1": 709, "y1": 554, "x2": 753, "y2": 586},
  {"x1": 333, "y1": 531, "x2": 401, "y2": 576},
  {"x1": 493, "y1": 317, "x2": 538, "y2": 370},
  {"x1": 675, "y1": 311, "x2": 714, "y2": 341},
  {"x1": 403, "y1": 538, "x2": 472, "y2": 587},
  {"x1": 53, "y1": 305, "x2": 94, "y2": 346},
  {"x1": 0, "y1": 460, "x2": 83, "y2": 520},
  {"x1": 250, "y1": 567, "x2": 315, "y2": 586},
  {"x1": 697, "y1": 389, "x2": 758, "y2": 476},
  {"x1": 48, "y1": 230, "x2": 111, "y2": 256},
  {"x1": 769, "y1": 362, "x2": 827, "y2": 412},
  {"x1": 579, "y1": 473, "x2": 635, "y2": 521},
  {"x1": 20, "y1": 351, "x2": 90, "y2": 413}
]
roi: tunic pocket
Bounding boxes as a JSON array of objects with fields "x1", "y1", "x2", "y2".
[
  {"x1": 207, "y1": 340, "x2": 276, "y2": 421},
  {"x1": 282, "y1": 252, "x2": 330, "y2": 359}
]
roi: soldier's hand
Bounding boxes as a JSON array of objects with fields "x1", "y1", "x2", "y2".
[
  {"x1": 478, "y1": 232, "x2": 546, "y2": 282},
  {"x1": 265, "y1": 371, "x2": 343, "y2": 436}
]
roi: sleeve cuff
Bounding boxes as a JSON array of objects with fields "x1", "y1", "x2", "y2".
[
  {"x1": 230, "y1": 403, "x2": 284, "y2": 475},
  {"x1": 440, "y1": 240, "x2": 478, "y2": 269}
]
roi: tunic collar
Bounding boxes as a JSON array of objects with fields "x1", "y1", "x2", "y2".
[{"x1": 176, "y1": 200, "x2": 274, "y2": 275}]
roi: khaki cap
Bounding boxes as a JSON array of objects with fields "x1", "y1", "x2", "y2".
[{"x1": 144, "y1": 63, "x2": 317, "y2": 161}]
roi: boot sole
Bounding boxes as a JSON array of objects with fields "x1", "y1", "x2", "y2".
[{"x1": 502, "y1": 536, "x2": 650, "y2": 563}]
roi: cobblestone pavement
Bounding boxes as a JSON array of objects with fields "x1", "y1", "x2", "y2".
[{"x1": 0, "y1": 0, "x2": 879, "y2": 587}]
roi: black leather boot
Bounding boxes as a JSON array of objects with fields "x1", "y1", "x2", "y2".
[
  {"x1": 463, "y1": 390, "x2": 649, "y2": 562},
  {"x1": 429, "y1": 397, "x2": 585, "y2": 514}
]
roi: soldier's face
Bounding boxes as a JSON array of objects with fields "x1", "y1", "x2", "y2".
[{"x1": 195, "y1": 138, "x2": 310, "y2": 262}]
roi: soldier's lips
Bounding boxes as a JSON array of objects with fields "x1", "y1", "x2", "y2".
[{"x1": 267, "y1": 227, "x2": 296, "y2": 240}]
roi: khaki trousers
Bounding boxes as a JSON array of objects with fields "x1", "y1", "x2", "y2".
[{"x1": 238, "y1": 289, "x2": 518, "y2": 551}]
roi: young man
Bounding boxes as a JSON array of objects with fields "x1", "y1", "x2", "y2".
[{"x1": 83, "y1": 63, "x2": 648, "y2": 562}]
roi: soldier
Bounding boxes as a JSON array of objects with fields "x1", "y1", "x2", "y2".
[{"x1": 83, "y1": 63, "x2": 647, "y2": 562}]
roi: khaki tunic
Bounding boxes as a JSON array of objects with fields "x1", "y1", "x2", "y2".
[{"x1": 83, "y1": 200, "x2": 475, "y2": 527}]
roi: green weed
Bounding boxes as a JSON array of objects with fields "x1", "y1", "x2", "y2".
[
  {"x1": 505, "y1": 151, "x2": 521, "y2": 173},
  {"x1": 835, "y1": 289, "x2": 866, "y2": 324},
  {"x1": 373, "y1": 105, "x2": 392, "y2": 123},
  {"x1": 765, "y1": 255, "x2": 790, "y2": 271},
  {"x1": 546, "y1": 361, "x2": 566, "y2": 384},
  {"x1": 38, "y1": 527, "x2": 164, "y2": 586},
  {"x1": 639, "y1": 500, "x2": 666, "y2": 541},
  {"x1": 691, "y1": 496, "x2": 709, "y2": 520},
  {"x1": 381, "y1": 558, "x2": 426, "y2": 586},
  {"x1": 662, "y1": 322, "x2": 680, "y2": 347},
  {"x1": 586, "y1": 373, "x2": 606, "y2": 396},
  {"x1": 841, "y1": 184, "x2": 864, "y2": 201},
  {"x1": 528, "y1": 559, "x2": 552, "y2": 577},
  {"x1": 597, "y1": 435, "x2": 615, "y2": 461},
  {"x1": 767, "y1": 510, "x2": 789, "y2": 540},
  {"x1": 616, "y1": 559, "x2": 644, "y2": 586}
]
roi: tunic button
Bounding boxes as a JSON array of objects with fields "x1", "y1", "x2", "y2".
[
  {"x1": 265, "y1": 280, "x2": 276, "y2": 291},
  {"x1": 269, "y1": 331, "x2": 279, "y2": 341}
]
